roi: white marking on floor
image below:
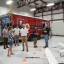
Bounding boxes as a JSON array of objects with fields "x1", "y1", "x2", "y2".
[
  {"x1": 59, "y1": 42, "x2": 64, "y2": 47},
  {"x1": 45, "y1": 48, "x2": 58, "y2": 64}
]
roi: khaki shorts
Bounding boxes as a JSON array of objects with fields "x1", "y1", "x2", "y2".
[
  {"x1": 33, "y1": 38, "x2": 37, "y2": 43},
  {"x1": 14, "y1": 35, "x2": 19, "y2": 40}
]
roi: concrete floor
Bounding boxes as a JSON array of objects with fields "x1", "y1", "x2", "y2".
[{"x1": 0, "y1": 36, "x2": 64, "y2": 64}]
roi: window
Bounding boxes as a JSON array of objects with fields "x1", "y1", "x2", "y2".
[
  {"x1": 5, "y1": 18, "x2": 9, "y2": 24},
  {"x1": 20, "y1": 20, "x2": 22, "y2": 26}
]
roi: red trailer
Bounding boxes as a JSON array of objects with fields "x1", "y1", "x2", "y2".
[{"x1": 12, "y1": 14, "x2": 50, "y2": 41}]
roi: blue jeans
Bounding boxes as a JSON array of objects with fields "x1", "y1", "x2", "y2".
[
  {"x1": 44, "y1": 34, "x2": 48, "y2": 47},
  {"x1": 9, "y1": 41, "x2": 13, "y2": 46}
]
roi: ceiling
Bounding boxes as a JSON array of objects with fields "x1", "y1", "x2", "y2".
[
  {"x1": 43, "y1": 0, "x2": 60, "y2": 3},
  {"x1": 0, "y1": 0, "x2": 62, "y2": 8},
  {"x1": 15, "y1": 0, "x2": 62, "y2": 8}
]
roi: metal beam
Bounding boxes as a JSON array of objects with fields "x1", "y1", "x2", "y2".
[
  {"x1": 40, "y1": 0, "x2": 47, "y2": 4},
  {"x1": 34, "y1": 1, "x2": 64, "y2": 14},
  {"x1": 17, "y1": 4, "x2": 26, "y2": 8},
  {"x1": 17, "y1": 0, "x2": 46, "y2": 8},
  {"x1": 17, "y1": 0, "x2": 38, "y2": 8},
  {"x1": 28, "y1": 0, "x2": 39, "y2": 4}
]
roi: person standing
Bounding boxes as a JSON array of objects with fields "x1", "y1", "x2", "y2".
[
  {"x1": 0, "y1": 20, "x2": 2, "y2": 36},
  {"x1": 33, "y1": 27, "x2": 38, "y2": 48},
  {"x1": 7, "y1": 26, "x2": 15, "y2": 57},
  {"x1": 14, "y1": 25, "x2": 20, "y2": 46},
  {"x1": 2, "y1": 25, "x2": 9, "y2": 49},
  {"x1": 0, "y1": 20, "x2": 4, "y2": 29},
  {"x1": 50, "y1": 27, "x2": 52, "y2": 38},
  {"x1": 43, "y1": 23, "x2": 49, "y2": 48},
  {"x1": 20, "y1": 24, "x2": 28, "y2": 52}
]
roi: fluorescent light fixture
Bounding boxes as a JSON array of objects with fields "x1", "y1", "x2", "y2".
[
  {"x1": 30, "y1": 8, "x2": 36, "y2": 11},
  {"x1": 47, "y1": 3, "x2": 54, "y2": 6},
  {"x1": 6, "y1": 0, "x2": 13, "y2": 5}
]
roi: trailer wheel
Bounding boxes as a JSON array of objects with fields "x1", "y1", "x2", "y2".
[{"x1": 28, "y1": 34, "x2": 33, "y2": 41}]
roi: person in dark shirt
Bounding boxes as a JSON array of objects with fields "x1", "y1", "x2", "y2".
[
  {"x1": 33, "y1": 27, "x2": 38, "y2": 48},
  {"x1": 43, "y1": 23, "x2": 49, "y2": 48}
]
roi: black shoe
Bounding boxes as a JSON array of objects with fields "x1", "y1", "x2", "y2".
[
  {"x1": 26, "y1": 50, "x2": 28, "y2": 52},
  {"x1": 35, "y1": 46, "x2": 38, "y2": 48},
  {"x1": 22, "y1": 49, "x2": 24, "y2": 51},
  {"x1": 43, "y1": 46, "x2": 48, "y2": 48},
  {"x1": 34, "y1": 46, "x2": 38, "y2": 48},
  {"x1": 4, "y1": 47, "x2": 6, "y2": 49},
  {"x1": 17, "y1": 44, "x2": 19, "y2": 46},
  {"x1": 6, "y1": 46, "x2": 9, "y2": 48},
  {"x1": 15, "y1": 44, "x2": 16, "y2": 46}
]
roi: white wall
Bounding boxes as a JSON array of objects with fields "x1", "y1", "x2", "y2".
[
  {"x1": 51, "y1": 9, "x2": 64, "y2": 35},
  {"x1": 50, "y1": 21, "x2": 64, "y2": 35},
  {"x1": 43, "y1": 9, "x2": 64, "y2": 35},
  {"x1": 0, "y1": 0, "x2": 34, "y2": 17}
]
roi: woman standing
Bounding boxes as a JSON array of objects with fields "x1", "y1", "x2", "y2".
[{"x1": 7, "y1": 26, "x2": 15, "y2": 57}]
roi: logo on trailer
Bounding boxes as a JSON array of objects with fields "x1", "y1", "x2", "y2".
[{"x1": 25, "y1": 23, "x2": 30, "y2": 30}]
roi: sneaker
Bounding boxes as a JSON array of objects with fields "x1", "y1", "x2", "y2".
[
  {"x1": 35, "y1": 46, "x2": 38, "y2": 48},
  {"x1": 34, "y1": 46, "x2": 36, "y2": 48},
  {"x1": 26, "y1": 50, "x2": 28, "y2": 52},
  {"x1": 22, "y1": 49, "x2": 24, "y2": 51},
  {"x1": 11, "y1": 53, "x2": 15, "y2": 55},
  {"x1": 43, "y1": 46, "x2": 48, "y2": 48},
  {"x1": 7, "y1": 55, "x2": 11, "y2": 57},
  {"x1": 15, "y1": 44, "x2": 16, "y2": 46},
  {"x1": 17, "y1": 44, "x2": 19, "y2": 46}
]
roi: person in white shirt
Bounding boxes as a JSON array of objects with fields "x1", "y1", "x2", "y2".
[
  {"x1": 14, "y1": 25, "x2": 20, "y2": 46},
  {"x1": 20, "y1": 24, "x2": 28, "y2": 52}
]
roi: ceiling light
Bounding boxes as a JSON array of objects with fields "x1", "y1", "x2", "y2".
[
  {"x1": 6, "y1": 0, "x2": 13, "y2": 5},
  {"x1": 30, "y1": 8, "x2": 36, "y2": 11},
  {"x1": 47, "y1": 3, "x2": 54, "y2": 6}
]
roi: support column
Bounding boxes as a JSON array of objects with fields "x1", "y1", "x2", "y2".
[
  {"x1": 63, "y1": 8, "x2": 64, "y2": 22},
  {"x1": 34, "y1": 11, "x2": 35, "y2": 17},
  {"x1": 42, "y1": 12, "x2": 43, "y2": 19},
  {"x1": 9, "y1": 3, "x2": 13, "y2": 26},
  {"x1": 51, "y1": 10, "x2": 53, "y2": 23}
]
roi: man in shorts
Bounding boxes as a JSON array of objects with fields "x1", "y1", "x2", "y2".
[
  {"x1": 33, "y1": 27, "x2": 38, "y2": 48},
  {"x1": 14, "y1": 25, "x2": 20, "y2": 46}
]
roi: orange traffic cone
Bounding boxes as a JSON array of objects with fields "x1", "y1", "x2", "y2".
[{"x1": 33, "y1": 52, "x2": 36, "y2": 54}]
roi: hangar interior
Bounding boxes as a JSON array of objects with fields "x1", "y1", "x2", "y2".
[{"x1": 0, "y1": 0, "x2": 64, "y2": 64}]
